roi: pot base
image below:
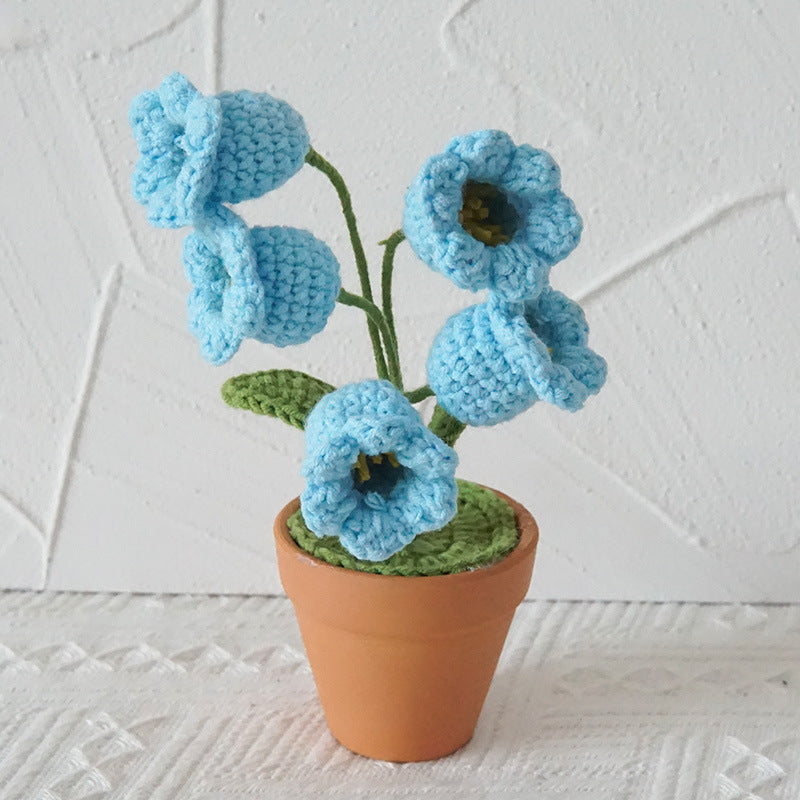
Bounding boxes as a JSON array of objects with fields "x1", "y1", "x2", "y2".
[
  {"x1": 332, "y1": 730, "x2": 473, "y2": 763},
  {"x1": 296, "y1": 605, "x2": 515, "y2": 762}
]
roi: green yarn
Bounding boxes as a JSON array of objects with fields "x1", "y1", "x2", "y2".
[
  {"x1": 221, "y1": 369, "x2": 334, "y2": 430},
  {"x1": 287, "y1": 479, "x2": 519, "y2": 576},
  {"x1": 306, "y1": 147, "x2": 390, "y2": 383},
  {"x1": 337, "y1": 289, "x2": 403, "y2": 390},
  {"x1": 405, "y1": 384, "x2": 435, "y2": 403},
  {"x1": 379, "y1": 229, "x2": 405, "y2": 345},
  {"x1": 429, "y1": 403, "x2": 467, "y2": 447}
]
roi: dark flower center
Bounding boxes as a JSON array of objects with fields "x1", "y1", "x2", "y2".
[
  {"x1": 352, "y1": 452, "x2": 406, "y2": 497},
  {"x1": 459, "y1": 181, "x2": 519, "y2": 246},
  {"x1": 524, "y1": 308, "x2": 554, "y2": 356}
]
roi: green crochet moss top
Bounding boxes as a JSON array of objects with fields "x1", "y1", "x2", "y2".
[{"x1": 287, "y1": 479, "x2": 519, "y2": 576}]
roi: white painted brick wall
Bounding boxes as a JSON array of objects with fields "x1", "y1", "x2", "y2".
[{"x1": 1, "y1": 0, "x2": 798, "y2": 599}]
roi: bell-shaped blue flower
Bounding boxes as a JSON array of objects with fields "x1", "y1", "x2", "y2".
[
  {"x1": 183, "y1": 206, "x2": 340, "y2": 364},
  {"x1": 427, "y1": 288, "x2": 607, "y2": 426},
  {"x1": 403, "y1": 130, "x2": 581, "y2": 301},
  {"x1": 129, "y1": 72, "x2": 309, "y2": 227},
  {"x1": 301, "y1": 381, "x2": 459, "y2": 561}
]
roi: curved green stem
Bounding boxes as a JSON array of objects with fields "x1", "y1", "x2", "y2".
[
  {"x1": 429, "y1": 403, "x2": 467, "y2": 448},
  {"x1": 306, "y1": 147, "x2": 388, "y2": 380},
  {"x1": 379, "y1": 230, "x2": 405, "y2": 345},
  {"x1": 338, "y1": 289, "x2": 403, "y2": 390},
  {"x1": 405, "y1": 385, "x2": 435, "y2": 403}
]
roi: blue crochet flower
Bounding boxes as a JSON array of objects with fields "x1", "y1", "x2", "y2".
[
  {"x1": 129, "y1": 72, "x2": 309, "y2": 227},
  {"x1": 427, "y1": 288, "x2": 607, "y2": 426},
  {"x1": 403, "y1": 130, "x2": 582, "y2": 301},
  {"x1": 301, "y1": 381, "x2": 459, "y2": 561},
  {"x1": 183, "y1": 206, "x2": 340, "y2": 364}
]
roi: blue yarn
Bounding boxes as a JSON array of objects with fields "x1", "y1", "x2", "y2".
[
  {"x1": 183, "y1": 206, "x2": 340, "y2": 364},
  {"x1": 403, "y1": 130, "x2": 582, "y2": 301},
  {"x1": 129, "y1": 73, "x2": 309, "y2": 228},
  {"x1": 301, "y1": 380, "x2": 458, "y2": 561},
  {"x1": 248, "y1": 226, "x2": 341, "y2": 348},
  {"x1": 183, "y1": 206, "x2": 265, "y2": 365},
  {"x1": 427, "y1": 288, "x2": 607, "y2": 426}
]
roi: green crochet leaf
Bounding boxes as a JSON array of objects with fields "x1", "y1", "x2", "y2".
[
  {"x1": 288, "y1": 479, "x2": 519, "y2": 576},
  {"x1": 221, "y1": 370, "x2": 335, "y2": 430}
]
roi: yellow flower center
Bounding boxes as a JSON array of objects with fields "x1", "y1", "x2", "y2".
[{"x1": 459, "y1": 181, "x2": 519, "y2": 247}]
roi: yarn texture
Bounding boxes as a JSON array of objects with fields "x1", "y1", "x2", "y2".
[
  {"x1": 429, "y1": 403, "x2": 467, "y2": 447},
  {"x1": 289, "y1": 479, "x2": 518, "y2": 576},
  {"x1": 247, "y1": 225, "x2": 341, "y2": 347},
  {"x1": 130, "y1": 72, "x2": 309, "y2": 227},
  {"x1": 301, "y1": 380, "x2": 458, "y2": 561},
  {"x1": 221, "y1": 369, "x2": 334, "y2": 430},
  {"x1": 403, "y1": 130, "x2": 582, "y2": 301},
  {"x1": 183, "y1": 205, "x2": 265, "y2": 365},
  {"x1": 184, "y1": 207, "x2": 340, "y2": 364},
  {"x1": 127, "y1": 69, "x2": 607, "y2": 567},
  {"x1": 428, "y1": 288, "x2": 607, "y2": 426}
]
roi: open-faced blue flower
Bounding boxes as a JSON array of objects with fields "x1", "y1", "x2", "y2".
[
  {"x1": 183, "y1": 206, "x2": 340, "y2": 364},
  {"x1": 301, "y1": 380, "x2": 458, "y2": 561},
  {"x1": 403, "y1": 130, "x2": 582, "y2": 301},
  {"x1": 129, "y1": 72, "x2": 309, "y2": 227},
  {"x1": 427, "y1": 288, "x2": 607, "y2": 426}
]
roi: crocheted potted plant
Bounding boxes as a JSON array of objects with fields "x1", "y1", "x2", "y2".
[{"x1": 129, "y1": 73, "x2": 607, "y2": 762}]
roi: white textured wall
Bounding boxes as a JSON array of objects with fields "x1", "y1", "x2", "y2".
[{"x1": 1, "y1": 0, "x2": 799, "y2": 599}]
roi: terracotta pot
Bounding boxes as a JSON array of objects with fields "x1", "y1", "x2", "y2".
[{"x1": 273, "y1": 487, "x2": 538, "y2": 762}]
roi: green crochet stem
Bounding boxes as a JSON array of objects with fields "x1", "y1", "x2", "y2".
[
  {"x1": 305, "y1": 147, "x2": 389, "y2": 381},
  {"x1": 338, "y1": 289, "x2": 403, "y2": 389},
  {"x1": 379, "y1": 229, "x2": 405, "y2": 345},
  {"x1": 429, "y1": 403, "x2": 467, "y2": 447},
  {"x1": 405, "y1": 384, "x2": 435, "y2": 403},
  {"x1": 301, "y1": 149, "x2": 465, "y2": 452}
]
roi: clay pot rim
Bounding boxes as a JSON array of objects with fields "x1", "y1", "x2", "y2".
[{"x1": 274, "y1": 483, "x2": 538, "y2": 587}]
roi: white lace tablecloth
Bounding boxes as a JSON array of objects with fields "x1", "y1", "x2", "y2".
[{"x1": 0, "y1": 593, "x2": 798, "y2": 799}]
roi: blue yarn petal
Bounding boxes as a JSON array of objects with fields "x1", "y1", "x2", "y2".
[
  {"x1": 183, "y1": 206, "x2": 264, "y2": 365},
  {"x1": 526, "y1": 287, "x2": 588, "y2": 348},
  {"x1": 427, "y1": 300, "x2": 538, "y2": 426},
  {"x1": 502, "y1": 145, "x2": 562, "y2": 195},
  {"x1": 182, "y1": 210, "x2": 340, "y2": 364},
  {"x1": 158, "y1": 72, "x2": 197, "y2": 120},
  {"x1": 129, "y1": 72, "x2": 308, "y2": 227},
  {"x1": 301, "y1": 381, "x2": 458, "y2": 561},
  {"x1": 519, "y1": 192, "x2": 582, "y2": 263},
  {"x1": 438, "y1": 232, "x2": 491, "y2": 290},
  {"x1": 428, "y1": 291, "x2": 606, "y2": 425},
  {"x1": 173, "y1": 94, "x2": 223, "y2": 223},
  {"x1": 554, "y1": 345, "x2": 608, "y2": 396},
  {"x1": 211, "y1": 88, "x2": 309, "y2": 204},
  {"x1": 129, "y1": 74, "x2": 221, "y2": 228},
  {"x1": 249, "y1": 226, "x2": 341, "y2": 347},
  {"x1": 403, "y1": 129, "x2": 582, "y2": 301},
  {"x1": 445, "y1": 129, "x2": 516, "y2": 181},
  {"x1": 488, "y1": 239, "x2": 550, "y2": 301}
]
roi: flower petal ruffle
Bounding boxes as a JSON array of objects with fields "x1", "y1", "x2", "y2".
[
  {"x1": 130, "y1": 73, "x2": 222, "y2": 228},
  {"x1": 183, "y1": 206, "x2": 264, "y2": 365},
  {"x1": 129, "y1": 72, "x2": 308, "y2": 227},
  {"x1": 301, "y1": 381, "x2": 458, "y2": 561},
  {"x1": 403, "y1": 129, "x2": 582, "y2": 301},
  {"x1": 428, "y1": 289, "x2": 606, "y2": 425},
  {"x1": 183, "y1": 209, "x2": 340, "y2": 364}
]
